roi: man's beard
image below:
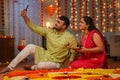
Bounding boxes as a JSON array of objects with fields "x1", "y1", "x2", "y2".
[{"x1": 52, "y1": 26, "x2": 61, "y2": 31}]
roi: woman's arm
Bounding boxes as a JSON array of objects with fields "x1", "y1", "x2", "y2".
[
  {"x1": 89, "y1": 33, "x2": 105, "y2": 53},
  {"x1": 81, "y1": 33, "x2": 104, "y2": 53},
  {"x1": 70, "y1": 33, "x2": 105, "y2": 54}
]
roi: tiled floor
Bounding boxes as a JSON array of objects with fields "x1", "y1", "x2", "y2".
[{"x1": 0, "y1": 57, "x2": 120, "y2": 79}]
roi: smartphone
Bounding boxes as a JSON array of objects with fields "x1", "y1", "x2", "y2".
[{"x1": 26, "y1": 5, "x2": 29, "y2": 11}]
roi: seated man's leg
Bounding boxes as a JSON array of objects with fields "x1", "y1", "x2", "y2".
[
  {"x1": 0, "y1": 44, "x2": 36, "y2": 73},
  {"x1": 31, "y1": 62, "x2": 61, "y2": 70}
]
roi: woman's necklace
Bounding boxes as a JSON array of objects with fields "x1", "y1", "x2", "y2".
[{"x1": 83, "y1": 34, "x2": 88, "y2": 47}]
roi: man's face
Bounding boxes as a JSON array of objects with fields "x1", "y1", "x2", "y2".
[{"x1": 53, "y1": 18, "x2": 65, "y2": 31}]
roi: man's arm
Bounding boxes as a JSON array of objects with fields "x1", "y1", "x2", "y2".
[
  {"x1": 21, "y1": 9, "x2": 30, "y2": 24},
  {"x1": 21, "y1": 9, "x2": 47, "y2": 36},
  {"x1": 68, "y1": 35, "x2": 77, "y2": 62}
]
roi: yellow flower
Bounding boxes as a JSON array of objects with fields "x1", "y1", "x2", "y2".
[{"x1": 3, "y1": 76, "x2": 10, "y2": 80}]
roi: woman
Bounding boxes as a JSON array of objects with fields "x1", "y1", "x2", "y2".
[{"x1": 70, "y1": 16, "x2": 108, "y2": 69}]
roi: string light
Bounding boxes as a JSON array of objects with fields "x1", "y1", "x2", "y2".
[
  {"x1": 71, "y1": 0, "x2": 77, "y2": 30},
  {"x1": 106, "y1": 0, "x2": 110, "y2": 32},
  {"x1": 110, "y1": 28, "x2": 113, "y2": 32},
  {"x1": 92, "y1": 0, "x2": 95, "y2": 23},
  {"x1": 100, "y1": 0, "x2": 104, "y2": 32},
  {"x1": 102, "y1": 1, "x2": 106, "y2": 33},
  {"x1": 82, "y1": 1, "x2": 85, "y2": 15},
  {"x1": 46, "y1": 0, "x2": 118, "y2": 33},
  {"x1": 56, "y1": 0, "x2": 61, "y2": 18},
  {"x1": 113, "y1": 0, "x2": 117, "y2": 32},
  {"x1": 40, "y1": 0, "x2": 44, "y2": 27},
  {"x1": 85, "y1": 0, "x2": 89, "y2": 16},
  {"x1": 95, "y1": 0, "x2": 99, "y2": 28},
  {"x1": 118, "y1": 27, "x2": 120, "y2": 32},
  {"x1": 64, "y1": 0, "x2": 67, "y2": 16},
  {"x1": 1, "y1": 0, "x2": 4, "y2": 28},
  {"x1": 79, "y1": 0, "x2": 83, "y2": 20}
]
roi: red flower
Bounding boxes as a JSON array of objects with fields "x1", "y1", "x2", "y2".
[{"x1": 17, "y1": 45, "x2": 25, "y2": 51}]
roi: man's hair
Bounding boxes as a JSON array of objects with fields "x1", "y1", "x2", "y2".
[{"x1": 59, "y1": 15, "x2": 70, "y2": 29}]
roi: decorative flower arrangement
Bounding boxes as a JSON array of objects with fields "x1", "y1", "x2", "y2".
[
  {"x1": 6, "y1": 68, "x2": 73, "y2": 78},
  {"x1": 3, "y1": 68, "x2": 120, "y2": 80},
  {"x1": 17, "y1": 38, "x2": 26, "y2": 51},
  {"x1": 17, "y1": 45, "x2": 25, "y2": 51}
]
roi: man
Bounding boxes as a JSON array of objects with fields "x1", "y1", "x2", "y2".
[{"x1": 1, "y1": 9, "x2": 77, "y2": 73}]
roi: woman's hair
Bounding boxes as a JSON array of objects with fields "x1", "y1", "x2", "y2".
[
  {"x1": 83, "y1": 16, "x2": 97, "y2": 31},
  {"x1": 83, "y1": 16, "x2": 108, "y2": 50}
]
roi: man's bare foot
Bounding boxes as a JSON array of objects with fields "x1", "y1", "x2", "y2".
[{"x1": 0, "y1": 66, "x2": 11, "y2": 74}]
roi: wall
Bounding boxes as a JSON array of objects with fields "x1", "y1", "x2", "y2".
[
  {"x1": 41, "y1": 0, "x2": 120, "y2": 42},
  {"x1": 0, "y1": 4, "x2": 2, "y2": 29},
  {"x1": 1, "y1": 0, "x2": 120, "y2": 56},
  {"x1": 0, "y1": 0, "x2": 4, "y2": 35},
  {"x1": 3, "y1": 0, "x2": 42, "y2": 59}
]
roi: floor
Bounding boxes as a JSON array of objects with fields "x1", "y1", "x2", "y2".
[
  {"x1": 107, "y1": 57, "x2": 120, "y2": 68},
  {"x1": 0, "y1": 57, "x2": 120, "y2": 79}
]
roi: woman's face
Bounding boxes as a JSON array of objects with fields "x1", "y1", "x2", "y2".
[{"x1": 79, "y1": 18, "x2": 88, "y2": 31}]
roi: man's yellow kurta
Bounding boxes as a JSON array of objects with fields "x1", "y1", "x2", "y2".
[{"x1": 27, "y1": 21, "x2": 77, "y2": 66}]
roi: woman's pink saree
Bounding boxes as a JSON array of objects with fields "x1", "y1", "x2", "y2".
[{"x1": 70, "y1": 30, "x2": 108, "y2": 69}]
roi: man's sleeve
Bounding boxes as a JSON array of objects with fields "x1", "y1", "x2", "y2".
[
  {"x1": 69, "y1": 35, "x2": 77, "y2": 61},
  {"x1": 26, "y1": 21, "x2": 47, "y2": 36}
]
